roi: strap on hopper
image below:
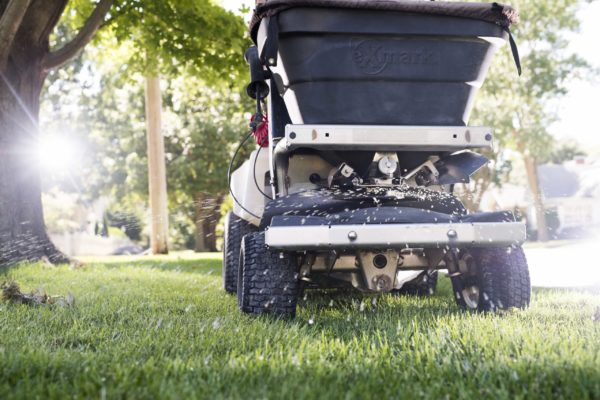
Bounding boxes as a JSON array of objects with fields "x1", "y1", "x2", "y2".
[
  {"x1": 507, "y1": 30, "x2": 522, "y2": 75},
  {"x1": 490, "y1": 2, "x2": 521, "y2": 75}
]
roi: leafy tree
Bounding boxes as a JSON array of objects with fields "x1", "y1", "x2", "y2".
[
  {"x1": 468, "y1": 0, "x2": 592, "y2": 240},
  {"x1": 0, "y1": 0, "x2": 246, "y2": 265},
  {"x1": 163, "y1": 75, "x2": 252, "y2": 251},
  {"x1": 89, "y1": 69, "x2": 251, "y2": 251},
  {"x1": 41, "y1": 40, "x2": 252, "y2": 251}
]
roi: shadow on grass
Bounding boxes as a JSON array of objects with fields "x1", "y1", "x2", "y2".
[
  {"x1": 243, "y1": 281, "x2": 468, "y2": 334},
  {"x1": 278, "y1": 281, "x2": 578, "y2": 334}
]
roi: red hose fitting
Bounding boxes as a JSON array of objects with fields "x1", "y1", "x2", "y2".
[{"x1": 250, "y1": 113, "x2": 269, "y2": 147}]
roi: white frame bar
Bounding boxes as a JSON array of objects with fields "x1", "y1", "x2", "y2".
[
  {"x1": 283, "y1": 125, "x2": 493, "y2": 151},
  {"x1": 265, "y1": 222, "x2": 525, "y2": 250}
]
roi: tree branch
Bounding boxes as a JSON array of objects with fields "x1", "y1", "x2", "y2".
[
  {"x1": 42, "y1": 0, "x2": 113, "y2": 70},
  {"x1": 0, "y1": 0, "x2": 32, "y2": 70}
]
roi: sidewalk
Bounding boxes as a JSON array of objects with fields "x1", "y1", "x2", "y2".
[{"x1": 525, "y1": 239, "x2": 600, "y2": 288}]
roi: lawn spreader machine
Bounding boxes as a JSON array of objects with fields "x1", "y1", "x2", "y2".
[{"x1": 224, "y1": 0, "x2": 530, "y2": 317}]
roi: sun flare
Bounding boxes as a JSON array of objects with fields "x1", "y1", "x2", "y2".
[{"x1": 37, "y1": 133, "x2": 81, "y2": 173}]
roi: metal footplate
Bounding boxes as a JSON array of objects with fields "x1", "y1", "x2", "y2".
[
  {"x1": 283, "y1": 125, "x2": 494, "y2": 151},
  {"x1": 265, "y1": 222, "x2": 526, "y2": 250}
]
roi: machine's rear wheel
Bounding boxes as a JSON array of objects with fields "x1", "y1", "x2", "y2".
[
  {"x1": 450, "y1": 246, "x2": 530, "y2": 311},
  {"x1": 237, "y1": 232, "x2": 300, "y2": 318},
  {"x1": 222, "y1": 212, "x2": 256, "y2": 293},
  {"x1": 394, "y1": 271, "x2": 438, "y2": 296}
]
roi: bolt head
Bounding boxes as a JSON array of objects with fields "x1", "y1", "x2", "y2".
[
  {"x1": 348, "y1": 231, "x2": 358, "y2": 241},
  {"x1": 447, "y1": 229, "x2": 458, "y2": 238}
]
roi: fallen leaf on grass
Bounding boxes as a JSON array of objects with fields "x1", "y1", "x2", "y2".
[{"x1": 1, "y1": 281, "x2": 75, "y2": 307}]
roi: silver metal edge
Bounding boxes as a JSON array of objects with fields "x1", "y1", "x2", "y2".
[
  {"x1": 265, "y1": 222, "x2": 526, "y2": 250},
  {"x1": 284, "y1": 125, "x2": 493, "y2": 151}
]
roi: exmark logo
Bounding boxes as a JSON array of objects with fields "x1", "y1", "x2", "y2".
[{"x1": 352, "y1": 39, "x2": 439, "y2": 75}]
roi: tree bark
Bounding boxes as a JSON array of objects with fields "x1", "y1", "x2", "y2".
[
  {"x1": 42, "y1": 0, "x2": 113, "y2": 70},
  {"x1": 0, "y1": 0, "x2": 33, "y2": 70},
  {"x1": 194, "y1": 193, "x2": 223, "y2": 252},
  {"x1": 145, "y1": 74, "x2": 169, "y2": 254},
  {"x1": 524, "y1": 155, "x2": 549, "y2": 241}
]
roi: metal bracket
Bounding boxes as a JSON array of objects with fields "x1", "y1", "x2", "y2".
[
  {"x1": 284, "y1": 125, "x2": 494, "y2": 152},
  {"x1": 357, "y1": 250, "x2": 399, "y2": 292}
]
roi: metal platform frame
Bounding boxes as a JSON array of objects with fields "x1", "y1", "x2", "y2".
[{"x1": 265, "y1": 222, "x2": 526, "y2": 250}]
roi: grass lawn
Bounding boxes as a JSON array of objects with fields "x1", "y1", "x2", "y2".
[{"x1": 2, "y1": 252, "x2": 600, "y2": 399}]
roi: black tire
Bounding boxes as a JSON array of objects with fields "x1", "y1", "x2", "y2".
[
  {"x1": 451, "y1": 246, "x2": 531, "y2": 311},
  {"x1": 393, "y1": 271, "x2": 438, "y2": 296},
  {"x1": 222, "y1": 212, "x2": 256, "y2": 293},
  {"x1": 237, "y1": 232, "x2": 300, "y2": 318}
]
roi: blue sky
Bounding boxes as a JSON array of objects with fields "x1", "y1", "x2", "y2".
[{"x1": 221, "y1": 0, "x2": 600, "y2": 149}]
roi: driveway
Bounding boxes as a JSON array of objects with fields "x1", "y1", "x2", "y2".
[{"x1": 525, "y1": 239, "x2": 600, "y2": 288}]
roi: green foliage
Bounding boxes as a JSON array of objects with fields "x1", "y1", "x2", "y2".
[
  {"x1": 42, "y1": 191, "x2": 86, "y2": 234},
  {"x1": 41, "y1": 39, "x2": 254, "y2": 248},
  {"x1": 60, "y1": 0, "x2": 250, "y2": 80},
  {"x1": 163, "y1": 75, "x2": 252, "y2": 196},
  {"x1": 41, "y1": 1, "x2": 254, "y2": 248},
  {"x1": 471, "y1": 0, "x2": 591, "y2": 156},
  {"x1": 2, "y1": 255, "x2": 600, "y2": 398},
  {"x1": 463, "y1": 0, "x2": 593, "y2": 210},
  {"x1": 86, "y1": 72, "x2": 149, "y2": 202},
  {"x1": 106, "y1": 210, "x2": 143, "y2": 241}
]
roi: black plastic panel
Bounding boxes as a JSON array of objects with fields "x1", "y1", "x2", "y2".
[{"x1": 267, "y1": 8, "x2": 507, "y2": 125}]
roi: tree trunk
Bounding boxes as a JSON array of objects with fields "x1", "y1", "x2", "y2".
[
  {"x1": 524, "y1": 155, "x2": 549, "y2": 242},
  {"x1": 145, "y1": 74, "x2": 169, "y2": 254},
  {"x1": 0, "y1": 0, "x2": 113, "y2": 266},
  {"x1": 194, "y1": 193, "x2": 223, "y2": 252},
  {"x1": 0, "y1": 0, "x2": 69, "y2": 266}
]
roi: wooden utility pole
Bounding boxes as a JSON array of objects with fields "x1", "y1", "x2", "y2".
[
  {"x1": 145, "y1": 74, "x2": 169, "y2": 254},
  {"x1": 524, "y1": 155, "x2": 549, "y2": 242}
]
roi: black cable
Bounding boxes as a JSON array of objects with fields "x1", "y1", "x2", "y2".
[
  {"x1": 228, "y1": 129, "x2": 261, "y2": 219},
  {"x1": 253, "y1": 138, "x2": 274, "y2": 200}
]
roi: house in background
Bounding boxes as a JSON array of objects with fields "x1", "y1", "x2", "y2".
[
  {"x1": 538, "y1": 156, "x2": 600, "y2": 238},
  {"x1": 481, "y1": 156, "x2": 600, "y2": 240}
]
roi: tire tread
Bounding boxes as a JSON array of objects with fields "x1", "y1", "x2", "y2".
[
  {"x1": 238, "y1": 232, "x2": 300, "y2": 317},
  {"x1": 222, "y1": 212, "x2": 256, "y2": 293},
  {"x1": 476, "y1": 246, "x2": 531, "y2": 311}
]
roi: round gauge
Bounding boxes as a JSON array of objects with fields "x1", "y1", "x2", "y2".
[{"x1": 377, "y1": 156, "x2": 398, "y2": 176}]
